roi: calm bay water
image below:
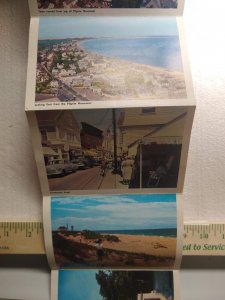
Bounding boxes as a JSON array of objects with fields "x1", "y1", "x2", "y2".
[{"x1": 80, "y1": 37, "x2": 183, "y2": 72}]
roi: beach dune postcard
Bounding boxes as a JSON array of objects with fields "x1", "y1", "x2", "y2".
[
  {"x1": 36, "y1": 16, "x2": 187, "y2": 104},
  {"x1": 50, "y1": 194, "x2": 177, "y2": 268},
  {"x1": 55, "y1": 270, "x2": 174, "y2": 300}
]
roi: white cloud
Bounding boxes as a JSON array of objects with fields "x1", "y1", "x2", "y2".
[{"x1": 52, "y1": 201, "x2": 176, "y2": 231}]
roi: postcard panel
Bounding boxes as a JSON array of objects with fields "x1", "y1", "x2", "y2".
[
  {"x1": 27, "y1": 105, "x2": 194, "y2": 195},
  {"x1": 43, "y1": 194, "x2": 182, "y2": 270},
  {"x1": 51, "y1": 269, "x2": 179, "y2": 300},
  {"x1": 25, "y1": 16, "x2": 194, "y2": 111},
  {"x1": 29, "y1": 0, "x2": 185, "y2": 16}
]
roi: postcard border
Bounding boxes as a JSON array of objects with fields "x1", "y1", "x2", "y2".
[
  {"x1": 51, "y1": 270, "x2": 59, "y2": 300},
  {"x1": 27, "y1": 105, "x2": 195, "y2": 196},
  {"x1": 25, "y1": 16, "x2": 195, "y2": 112}
]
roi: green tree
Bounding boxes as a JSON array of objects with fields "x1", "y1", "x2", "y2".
[{"x1": 96, "y1": 270, "x2": 154, "y2": 300}]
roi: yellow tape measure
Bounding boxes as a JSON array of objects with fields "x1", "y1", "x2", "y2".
[
  {"x1": 183, "y1": 223, "x2": 225, "y2": 256},
  {"x1": 0, "y1": 222, "x2": 45, "y2": 254},
  {"x1": 1, "y1": 222, "x2": 225, "y2": 255}
]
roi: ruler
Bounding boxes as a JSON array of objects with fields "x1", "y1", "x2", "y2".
[
  {"x1": 183, "y1": 223, "x2": 225, "y2": 256},
  {"x1": 0, "y1": 222, "x2": 225, "y2": 256},
  {"x1": 0, "y1": 222, "x2": 45, "y2": 254}
]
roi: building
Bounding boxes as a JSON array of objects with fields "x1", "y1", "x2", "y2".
[
  {"x1": 102, "y1": 128, "x2": 114, "y2": 159},
  {"x1": 118, "y1": 107, "x2": 187, "y2": 188},
  {"x1": 58, "y1": 226, "x2": 68, "y2": 232},
  {"x1": 36, "y1": 111, "x2": 82, "y2": 164},
  {"x1": 118, "y1": 107, "x2": 186, "y2": 155},
  {"x1": 137, "y1": 290, "x2": 168, "y2": 300}
]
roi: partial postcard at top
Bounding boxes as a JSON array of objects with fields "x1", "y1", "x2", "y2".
[
  {"x1": 25, "y1": 16, "x2": 194, "y2": 111},
  {"x1": 29, "y1": 0, "x2": 185, "y2": 16}
]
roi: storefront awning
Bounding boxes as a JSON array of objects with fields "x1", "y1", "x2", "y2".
[
  {"x1": 142, "y1": 136, "x2": 183, "y2": 145},
  {"x1": 42, "y1": 146, "x2": 58, "y2": 156},
  {"x1": 128, "y1": 144, "x2": 139, "y2": 156}
]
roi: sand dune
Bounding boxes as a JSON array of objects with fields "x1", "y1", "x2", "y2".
[{"x1": 65, "y1": 233, "x2": 176, "y2": 257}]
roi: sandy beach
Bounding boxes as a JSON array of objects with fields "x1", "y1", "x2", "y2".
[{"x1": 100, "y1": 234, "x2": 176, "y2": 257}]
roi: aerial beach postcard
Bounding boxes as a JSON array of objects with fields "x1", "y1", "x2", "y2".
[
  {"x1": 52, "y1": 269, "x2": 175, "y2": 300},
  {"x1": 35, "y1": 106, "x2": 192, "y2": 193},
  {"x1": 35, "y1": 16, "x2": 187, "y2": 105},
  {"x1": 49, "y1": 194, "x2": 178, "y2": 269},
  {"x1": 37, "y1": 0, "x2": 178, "y2": 9}
]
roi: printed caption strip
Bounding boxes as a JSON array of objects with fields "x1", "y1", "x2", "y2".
[{"x1": 0, "y1": 222, "x2": 225, "y2": 256}]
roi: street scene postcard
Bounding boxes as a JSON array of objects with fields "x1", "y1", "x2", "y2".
[
  {"x1": 25, "y1": 16, "x2": 194, "y2": 111},
  {"x1": 30, "y1": 105, "x2": 194, "y2": 194},
  {"x1": 51, "y1": 269, "x2": 176, "y2": 300},
  {"x1": 29, "y1": 0, "x2": 185, "y2": 16},
  {"x1": 47, "y1": 194, "x2": 179, "y2": 269}
]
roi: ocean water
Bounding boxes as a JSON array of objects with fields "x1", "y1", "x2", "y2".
[
  {"x1": 98, "y1": 228, "x2": 177, "y2": 237},
  {"x1": 80, "y1": 37, "x2": 183, "y2": 72}
]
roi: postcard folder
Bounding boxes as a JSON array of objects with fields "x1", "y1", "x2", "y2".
[{"x1": 25, "y1": 14, "x2": 195, "y2": 195}]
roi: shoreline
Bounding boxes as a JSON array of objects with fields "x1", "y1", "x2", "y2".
[
  {"x1": 77, "y1": 38, "x2": 184, "y2": 75},
  {"x1": 36, "y1": 38, "x2": 187, "y2": 101}
]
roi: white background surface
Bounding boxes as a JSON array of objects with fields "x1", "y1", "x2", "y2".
[
  {"x1": 0, "y1": 268, "x2": 225, "y2": 300},
  {"x1": 1, "y1": 0, "x2": 225, "y2": 299}
]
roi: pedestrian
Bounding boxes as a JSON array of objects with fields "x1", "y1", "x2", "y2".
[
  {"x1": 100, "y1": 160, "x2": 107, "y2": 176},
  {"x1": 95, "y1": 238, "x2": 104, "y2": 262},
  {"x1": 121, "y1": 156, "x2": 134, "y2": 185}
]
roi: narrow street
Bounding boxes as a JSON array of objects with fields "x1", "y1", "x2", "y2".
[{"x1": 48, "y1": 166, "x2": 128, "y2": 191}]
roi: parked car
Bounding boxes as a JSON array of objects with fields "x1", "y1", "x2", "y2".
[
  {"x1": 83, "y1": 156, "x2": 95, "y2": 168},
  {"x1": 46, "y1": 159, "x2": 77, "y2": 177},
  {"x1": 71, "y1": 158, "x2": 86, "y2": 170}
]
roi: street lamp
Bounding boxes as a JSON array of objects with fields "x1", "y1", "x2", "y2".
[
  {"x1": 139, "y1": 139, "x2": 143, "y2": 188},
  {"x1": 112, "y1": 108, "x2": 118, "y2": 174}
]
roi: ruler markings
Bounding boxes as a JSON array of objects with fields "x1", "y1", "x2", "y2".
[
  {"x1": 1, "y1": 222, "x2": 225, "y2": 255},
  {"x1": 0, "y1": 222, "x2": 45, "y2": 254}
]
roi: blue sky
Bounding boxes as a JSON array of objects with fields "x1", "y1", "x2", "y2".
[
  {"x1": 58, "y1": 270, "x2": 101, "y2": 300},
  {"x1": 39, "y1": 16, "x2": 178, "y2": 39},
  {"x1": 51, "y1": 194, "x2": 176, "y2": 231}
]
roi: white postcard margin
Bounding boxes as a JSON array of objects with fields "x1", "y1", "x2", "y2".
[
  {"x1": 43, "y1": 195, "x2": 58, "y2": 269},
  {"x1": 51, "y1": 270, "x2": 59, "y2": 300},
  {"x1": 26, "y1": 111, "x2": 50, "y2": 198},
  {"x1": 25, "y1": 16, "x2": 195, "y2": 112},
  {"x1": 25, "y1": 17, "x2": 39, "y2": 112},
  {"x1": 43, "y1": 193, "x2": 183, "y2": 270},
  {"x1": 28, "y1": 0, "x2": 185, "y2": 17},
  {"x1": 175, "y1": 105, "x2": 195, "y2": 194}
]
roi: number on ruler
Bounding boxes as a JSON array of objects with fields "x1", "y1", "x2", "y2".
[{"x1": 200, "y1": 233, "x2": 208, "y2": 239}]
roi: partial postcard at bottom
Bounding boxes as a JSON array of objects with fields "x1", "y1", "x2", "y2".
[
  {"x1": 51, "y1": 269, "x2": 180, "y2": 300},
  {"x1": 43, "y1": 194, "x2": 183, "y2": 270}
]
